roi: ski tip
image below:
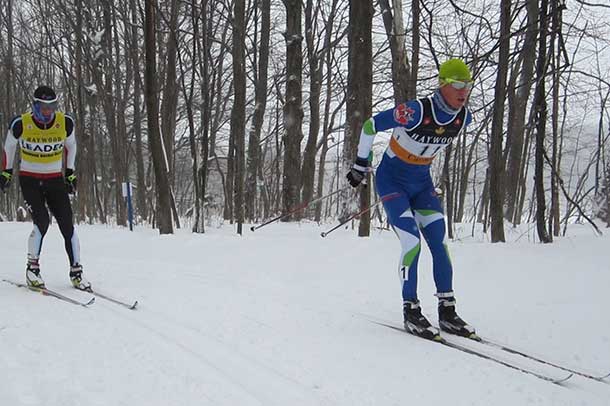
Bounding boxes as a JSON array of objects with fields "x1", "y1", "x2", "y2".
[
  {"x1": 84, "y1": 297, "x2": 95, "y2": 306},
  {"x1": 433, "y1": 335, "x2": 446, "y2": 344},
  {"x1": 597, "y1": 372, "x2": 610, "y2": 381},
  {"x1": 554, "y1": 373, "x2": 574, "y2": 385},
  {"x1": 130, "y1": 301, "x2": 139, "y2": 310}
]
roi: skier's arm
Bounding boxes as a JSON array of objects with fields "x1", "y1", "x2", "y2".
[
  {"x1": 64, "y1": 115, "x2": 77, "y2": 170},
  {"x1": 2, "y1": 117, "x2": 21, "y2": 171},
  {"x1": 355, "y1": 117, "x2": 377, "y2": 161}
]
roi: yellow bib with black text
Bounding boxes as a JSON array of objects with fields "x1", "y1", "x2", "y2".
[{"x1": 19, "y1": 112, "x2": 67, "y2": 165}]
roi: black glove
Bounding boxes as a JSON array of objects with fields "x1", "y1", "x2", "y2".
[
  {"x1": 0, "y1": 169, "x2": 12, "y2": 192},
  {"x1": 65, "y1": 168, "x2": 77, "y2": 194},
  {"x1": 346, "y1": 157, "x2": 369, "y2": 188}
]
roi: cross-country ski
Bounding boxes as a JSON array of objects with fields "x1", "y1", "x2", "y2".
[{"x1": 3, "y1": 278, "x2": 94, "y2": 307}]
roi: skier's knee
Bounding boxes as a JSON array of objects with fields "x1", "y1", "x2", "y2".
[
  {"x1": 35, "y1": 218, "x2": 49, "y2": 236},
  {"x1": 59, "y1": 224, "x2": 75, "y2": 240}
]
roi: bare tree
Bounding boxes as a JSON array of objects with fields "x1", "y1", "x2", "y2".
[
  {"x1": 128, "y1": 0, "x2": 148, "y2": 222},
  {"x1": 245, "y1": 0, "x2": 270, "y2": 221},
  {"x1": 301, "y1": 0, "x2": 342, "y2": 212},
  {"x1": 488, "y1": 0, "x2": 510, "y2": 243},
  {"x1": 144, "y1": 0, "x2": 173, "y2": 234},
  {"x1": 281, "y1": 0, "x2": 304, "y2": 220},
  {"x1": 3, "y1": 0, "x2": 610, "y2": 239},
  {"x1": 533, "y1": 0, "x2": 551, "y2": 243},
  {"x1": 346, "y1": 0, "x2": 373, "y2": 236},
  {"x1": 505, "y1": 0, "x2": 538, "y2": 224},
  {"x1": 378, "y1": 0, "x2": 410, "y2": 103},
  {"x1": 230, "y1": 0, "x2": 246, "y2": 233},
  {"x1": 158, "y1": 0, "x2": 181, "y2": 229}
]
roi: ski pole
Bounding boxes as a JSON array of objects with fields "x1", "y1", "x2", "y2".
[
  {"x1": 320, "y1": 192, "x2": 401, "y2": 238},
  {"x1": 250, "y1": 185, "x2": 353, "y2": 232}
]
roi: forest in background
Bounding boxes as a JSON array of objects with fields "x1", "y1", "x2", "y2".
[{"x1": 0, "y1": 0, "x2": 609, "y2": 243}]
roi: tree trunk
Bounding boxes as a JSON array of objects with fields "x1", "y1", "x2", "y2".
[
  {"x1": 378, "y1": 0, "x2": 410, "y2": 103},
  {"x1": 160, "y1": 0, "x2": 180, "y2": 228},
  {"x1": 73, "y1": 0, "x2": 89, "y2": 223},
  {"x1": 406, "y1": 0, "x2": 420, "y2": 99},
  {"x1": 549, "y1": 0, "x2": 563, "y2": 237},
  {"x1": 315, "y1": 27, "x2": 344, "y2": 222},
  {"x1": 534, "y1": 0, "x2": 551, "y2": 243},
  {"x1": 176, "y1": 0, "x2": 201, "y2": 232},
  {"x1": 488, "y1": 0, "x2": 510, "y2": 242},
  {"x1": 281, "y1": 0, "x2": 304, "y2": 220},
  {"x1": 224, "y1": 111, "x2": 235, "y2": 221},
  {"x1": 300, "y1": 0, "x2": 322, "y2": 211},
  {"x1": 199, "y1": 0, "x2": 212, "y2": 232},
  {"x1": 245, "y1": 0, "x2": 270, "y2": 221},
  {"x1": 144, "y1": 0, "x2": 173, "y2": 234},
  {"x1": 346, "y1": 0, "x2": 373, "y2": 237},
  {"x1": 100, "y1": 0, "x2": 127, "y2": 226},
  {"x1": 505, "y1": 0, "x2": 538, "y2": 222},
  {"x1": 231, "y1": 0, "x2": 246, "y2": 233}
]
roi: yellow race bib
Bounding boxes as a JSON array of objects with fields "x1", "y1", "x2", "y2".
[{"x1": 19, "y1": 112, "x2": 67, "y2": 164}]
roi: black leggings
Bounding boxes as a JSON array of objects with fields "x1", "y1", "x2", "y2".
[{"x1": 20, "y1": 175, "x2": 79, "y2": 266}]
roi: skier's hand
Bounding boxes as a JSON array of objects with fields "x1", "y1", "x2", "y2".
[
  {"x1": 346, "y1": 157, "x2": 369, "y2": 188},
  {"x1": 65, "y1": 168, "x2": 77, "y2": 194},
  {"x1": 0, "y1": 169, "x2": 12, "y2": 192}
]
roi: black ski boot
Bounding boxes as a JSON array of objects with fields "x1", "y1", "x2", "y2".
[
  {"x1": 70, "y1": 264, "x2": 91, "y2": 290},
  {"x1": 403, "y1": 300, "x2": 442, "y2": 341},
  {"x1": 437, "y1": 294, "x2": 478, "y2": 340},
  {"x1": 26, "y1": 257, "x2": 45, "y2": 289}
]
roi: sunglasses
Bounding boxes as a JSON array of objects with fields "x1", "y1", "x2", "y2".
[{"x1": 441, "y1": 78, "x2": 473, "y2": 90}]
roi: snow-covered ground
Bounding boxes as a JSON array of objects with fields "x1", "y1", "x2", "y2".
[{"x1": 1, "y1": 220, "x2": 609, "y2": 406}]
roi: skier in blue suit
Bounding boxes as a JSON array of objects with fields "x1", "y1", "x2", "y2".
[{"x1": 347, "y1": 59, "x2": 477, "y2": 341}]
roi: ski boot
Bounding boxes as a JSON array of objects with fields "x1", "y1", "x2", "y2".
[
  {"x1": 70, "y1": 264, "x2": 91, "y2": 291},
  {"x1": 26, "y1": 257, "x2": 45, "y2": 289},
  {"x1": 403, "y1": 300, "x2": 442, "y2": 341},
  {"x1": 437, "y1": 293, "x2": 478, "y2": 340}
]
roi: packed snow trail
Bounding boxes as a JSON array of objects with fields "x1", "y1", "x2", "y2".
[{"x1": 1, "y1": 222, "x2": 609, "y2": 406}]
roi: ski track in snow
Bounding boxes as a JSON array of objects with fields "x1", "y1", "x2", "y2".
[
  {"x1": 119, "y1": 303, "x2": 333, "y2": 406},
  {"x1": 1, "y1": 222, "x2": 610, "y2": 406}
]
